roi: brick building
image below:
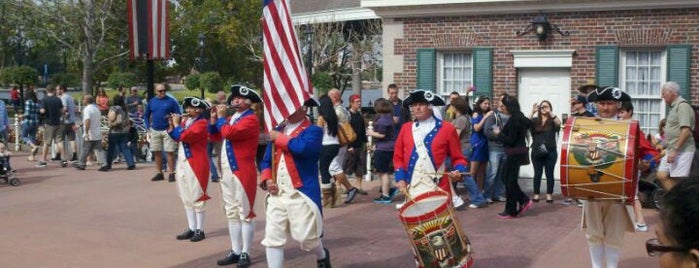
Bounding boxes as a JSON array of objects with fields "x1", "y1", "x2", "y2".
[{"x1": 362, "y1": 0, "x2": 698, "y2": 136}]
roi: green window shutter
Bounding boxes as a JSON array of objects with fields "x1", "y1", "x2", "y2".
[
  {"x1": 667, "y1": 44, "x2": 691, "y2": 100},
  {"x1": 596, "y1": 46, "x2": 619, "y2": 87},
  {"x1": 416, "y1": 48, "x2": 436, "y2": 91},
  {"x1": 473, "y1": 47, "x2": 493, "y2": 98}
]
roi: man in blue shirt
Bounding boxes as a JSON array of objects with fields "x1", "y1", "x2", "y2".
[
  {"x1": 387, "y1": 84, "x2": 410, "y2": 136},
  {"x1": 144, "y1": 83, "x2": 181, "y2": 182}
]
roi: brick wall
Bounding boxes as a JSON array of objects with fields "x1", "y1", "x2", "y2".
[{"x1": 392, "y1": 8, "x2": 699, "y2": 104}]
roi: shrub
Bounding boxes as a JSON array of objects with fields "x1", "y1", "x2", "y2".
[
  {"x1": 184, "y1": 73, "x2": 201, "y2": 90},
  {"x1": 0, "y1": 66, "x2": 39, "y2": 86},
  {"x1": 106, "y1": 72, "x2": 139, "y2": 89},
  {"x1": 199, "y1": 72, "x2": 224, "y2": 94}
]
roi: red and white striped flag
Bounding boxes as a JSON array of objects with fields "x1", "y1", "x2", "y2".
[
  {"x1": 262, "y1": 0, "x2": 313, "y2": 132},
  {"x1": 127, "y1": 0, "x2": 170, "y2": 60}
]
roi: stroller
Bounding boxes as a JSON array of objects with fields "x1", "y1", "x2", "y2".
[
  {"x1": 637, "y1": 171, "x2": 664, "y2": 209},
  {"x1": 0, "y1": 155, "x2": 19, "y2": 186}
]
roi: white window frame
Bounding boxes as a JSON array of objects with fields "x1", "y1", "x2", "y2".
[
  {"x1": 436, "y1": 51, "x2": 473, "y2": 97},
  {"x1": 619, "y1": 49, "x2": 666, "y2": 135}
]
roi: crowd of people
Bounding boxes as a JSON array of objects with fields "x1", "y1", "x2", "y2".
[{"x1": 3, "y1": 80, "x2": 698, "y2": 268}]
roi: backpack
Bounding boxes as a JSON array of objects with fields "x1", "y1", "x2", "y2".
[{"x1": 108, "y1": 106, "x2": 130, "y2": 132}]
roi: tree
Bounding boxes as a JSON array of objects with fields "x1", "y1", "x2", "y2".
[{"x1": 16, "y1": 0, "x2": 127, "y2": 93}]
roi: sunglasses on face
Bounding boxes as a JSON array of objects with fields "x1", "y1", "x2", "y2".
[{"x1": 646, "y1": 238, "x2": 687, "y2": 257}]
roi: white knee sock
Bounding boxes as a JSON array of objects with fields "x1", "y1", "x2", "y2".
[
  {"x1": 228, "y1": 221, "x2": 242, "y2": 254},
  {"x1": 265, "y1": 247, "x2": 284, "y2": 268},
  {"x1": 185, "y1": 208, "x2": 196, "y2": 230},
  {"x1": 314, "y1": 240, "x2": 326, "y2": 260},
  {"x1": 241, "y1": 221, "x2": 255, "y2": 254},
  {"x1": 605, "y1": 246, "x2": 620, "y2": 268},
  {"x1": 195, "y1": 211, "x2": 205, "y2": 231},
  {"x1": 588, "y1": 244, "x2": 604, "y2": 268}
]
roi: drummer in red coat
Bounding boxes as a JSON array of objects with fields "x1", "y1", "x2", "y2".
[
  {"x1": 168, "y1": 96, "x2": 212, "y2": 243},
  {"x1": 582, "y1": 87, "x2": 658, "y2": 268},
  {"x1": 393, "y1": 90, "x2": 468, "y2": 200},
  {"x1": 211, "y1": 85, "x2": 262, "y2": 267}
]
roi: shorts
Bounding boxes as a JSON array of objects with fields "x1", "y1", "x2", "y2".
[
  {"x1": 658, "y1": 151, "x2": 695, "y2": 178},
  {"x1": 43, "y1": 124, "x2": 60, "y2": 144},
  {"x1": 329, "y1": 146, "x2": 347, "y2": 176},
  {"x1": 149, "y1": 129, "x2": 177, "y2": 152},
  {"x1": 56, "y1": 123, "x2": 76, "y2": 142},
  {"x1": 373, "y1": 150, "x2": 394, "y2": 173}
]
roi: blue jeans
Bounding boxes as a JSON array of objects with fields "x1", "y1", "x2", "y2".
[
  {"x1": 208, "y1": 142, "x2": 219, "y2": 179},
  {"x1": 21, "y1": 123, "x2": 38, "y2": 145},
  {"x1": 106, "y1": 133, "x2": 135, "y2": 167},
  {"x1": 532, "y1": 148, "x2": 558, "y2": 195},
  {"x1": 484, "y1": 150, "x2": 506, "y2": 199},
  {"x1": 460, "y1": 148, "x2": 486, "y2": 206}
]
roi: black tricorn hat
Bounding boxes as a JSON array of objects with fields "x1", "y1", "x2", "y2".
[
  {"x1": 227, "y1": 85, "x2": 262, "y2": 104},
  {"x1": 183, "y1": 96, "x2": 211, "y2": 109},
  {"x1": 587, "y1": 86, "x2": 631, "y2": 102},
  {"x1": 304, "y1": 97, "x2": 319, "y2": 107},
  {"x1": 403, "y1": 90, "x2": 446, "y2": 109}
]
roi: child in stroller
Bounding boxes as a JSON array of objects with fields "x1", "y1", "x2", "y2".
[{"x1": 0, "y1": 143, "x2": 19, "y2": 186}]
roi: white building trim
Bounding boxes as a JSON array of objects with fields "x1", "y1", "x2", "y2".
[
  {"x1": 511, "y1": 50, "x2": 576, "y2": 68},
  {"x1": 293, "y1": 7, "x2": 379, "y2": 25},
  {"x1": 361, "y1": 0, "x2": 699, "y2": 18}
]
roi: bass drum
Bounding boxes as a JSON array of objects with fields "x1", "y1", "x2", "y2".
[
  {"x1": 398, "y1": 190, "x2": 473, "y2": 268},
  {"x1": 560, "y1": 117, "x2": 639, "y2": 203}
]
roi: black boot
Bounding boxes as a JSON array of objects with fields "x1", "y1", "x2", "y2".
[
  {"x1": 317, "y1": 248, "x2": 331, "y2": 268},
  {"x1": 216, "y1": 250, "x2": 240, "y2": 266},
  {"x1": 176, "y1": 229, "x2": 194, "y2": 240},
  {"x1": 190, "y1": 229, "x2": 205, "y2": 242}
]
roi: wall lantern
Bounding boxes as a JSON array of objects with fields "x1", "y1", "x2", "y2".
[{"x1": 516, "y1": 12, "x2": 569, "y2": 41}]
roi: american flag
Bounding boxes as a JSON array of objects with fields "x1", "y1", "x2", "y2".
[
  {"x1": 127, "y1": 0, "x2": 170, "y2": 60},
  {"x1": 262, "y1": 0, "x2": 313, "y2": 132}
]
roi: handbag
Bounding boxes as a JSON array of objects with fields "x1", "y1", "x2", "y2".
[
  {"x1": 533, "y1": 144, "x2": 548, "y2": 158},
  {"x1": 338, "y1": 122, "x2": 357, "y2": 146},
  {"x1": 504, "y1": 146, "x2": 531, "y2": 166}
]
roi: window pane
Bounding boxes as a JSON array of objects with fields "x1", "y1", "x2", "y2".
[
  {"x1": 651, "y1": 52, "x2": 662, "y2": 65},
  {"x1": 626, "y1": 52, "x2": 637, "y2": 65},
  {"x1": 439, "y1": 52, "x2": 472, "y2": 96},
  {"x1": 622, "y1": 49, "x2": 663, "y2": 133}
]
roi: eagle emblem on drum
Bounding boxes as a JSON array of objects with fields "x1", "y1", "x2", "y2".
[{"x1": 571, "y1": 132, "x2": 624, "y2": 183}]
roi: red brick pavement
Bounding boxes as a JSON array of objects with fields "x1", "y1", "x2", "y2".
[{"x1": 0, "y1": 151, "x2": 659, "y2": 267}]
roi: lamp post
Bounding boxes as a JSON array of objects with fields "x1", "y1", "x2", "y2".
[
  {"x1": 197, "y1": 33, "x2": 205, "y2": 98},
  {"x1": 303, "y1": 25, "x2": 315, "y2": 120},
  {"x1": 62, "y1": 32, "x2": 67, "y2": 76},
  {"x1": 119, "y1": 37, "x2": 126, "y2": 72},
  {"x1": 303, "y1": 25, "x2": 314, "y2": 82}
]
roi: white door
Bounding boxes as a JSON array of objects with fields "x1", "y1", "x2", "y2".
[{"x1": 517, "y1": 68, "x2": 571, "y2": 179}]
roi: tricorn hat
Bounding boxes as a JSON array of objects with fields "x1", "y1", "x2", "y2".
[
  {"x1": 183, "y1": 96, "x2": 211, "y2": 109},
  {"x1": 402, "y1": 90, "x2": 445, "y2": 109},
  {"x1": 587, "y1": 86, "x2": 631, "y2": 102},
  {"x1": 227, "y1": 84, "x2": 262, "y2": 104},
  {"x1": 304, "y1": 97, "x2": 319, "y2": 107}
]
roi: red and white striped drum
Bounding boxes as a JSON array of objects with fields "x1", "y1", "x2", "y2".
[
  {"x1": 560, "y1": 117, "x2": 639, "y2": 203},
  {"x1": 398, "y1": 190, "x2": 474, "y2": 268}
]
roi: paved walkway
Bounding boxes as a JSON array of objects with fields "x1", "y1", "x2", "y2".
[{"x1": 0, "y1": 151, "x2": 659, "y2": 267}]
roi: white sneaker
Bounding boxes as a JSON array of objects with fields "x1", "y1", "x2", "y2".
[
  {"x1": 635, "y1": 223, "x2": 648, "y2": 232},
  {"x1": 452, "y1": 195, "x2": 465, "y2": 208},
  {"x1": 486, "y1": 198, "x2": 494, "y2": 204},
  {"x1": 395, "y1": 201, "x2": 406, "y2": 210}
]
